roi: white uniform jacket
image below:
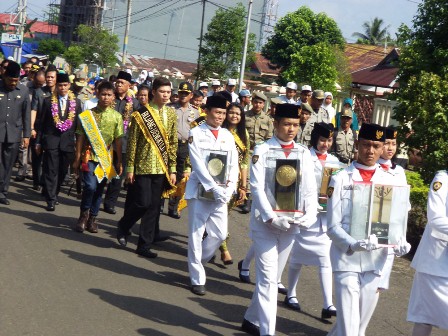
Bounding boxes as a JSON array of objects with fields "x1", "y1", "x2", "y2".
[
  {"x1": 326, "y1": 163, "x2": 396, "y2": 273},
  {"x1": 250, "y1": 137, "x2": 317, "y2": 234},
  {"x1": 185, "y1": 123, "x2": 239, "y2": 200},
  {"x1": 411, "y1": 170, "x2": 448, "y2": 277},
  {"x1": 309, "y1": 147, "x2": 340, "y2": 233}
]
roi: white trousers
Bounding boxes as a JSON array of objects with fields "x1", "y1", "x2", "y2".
[
  {"x1": 187, "y1": 198, "x2": 228, "y2": 285},
  {"x1": 244, "y1": 230, "x2": 295, "y2": 336},
  {"x1": 327, "y1": 271, "x2": 380, "y2": 336}
]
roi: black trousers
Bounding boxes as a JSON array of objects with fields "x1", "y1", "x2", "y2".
[
  {"x1": 42, "y1": 148, "x2": 74, "y2": 203},
  {"x1": 0, "y1": 142, "x2": 20, "y2": 198},
  {"x1": 168, "y1": 141, "x2": 189, "y2": 212},
  {"x1": 104, "y1": 150, "x2": 124, "y2": 209},
  {"x1": 30, "y1": 137, "x2": 43, "y2": 187},
  {"x1": 118, "y1": 174, "x2": 165, "y2": 250}
]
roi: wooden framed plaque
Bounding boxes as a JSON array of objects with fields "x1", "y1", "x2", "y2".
[{"x1": 198, "y1": 150, "x2": 229, "y2": 201}]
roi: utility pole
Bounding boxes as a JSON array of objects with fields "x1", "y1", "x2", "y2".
[
  {"x1": 238, "y1": 0, "x2": 253, "y2": 91},
  {"x1": 12, "y1": 0, "x2": 27, "y2": 63},
  {"x1": 163, "y1": 12, "x2": 175, "y2": 60},
  {"x1": 121, "y1": 0, "x2": 132, "y2": 67},
  {"x1": 195, "y1": 0, "x2": 206, "y2": 82},
  {"x1": 111, "y1": 0, "x2": 117, "y2": 34}
]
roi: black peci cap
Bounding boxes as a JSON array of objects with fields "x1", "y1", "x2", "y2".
[
  {"x1": 117, "y1": 70, "x2": 132, "y2": 83},
  {"x1": 56, "y1": 72, "x2": 70, "y2": 83},
  {"x1": 312, "y1": 122, "x2": 334, "y2": 139},
  {"x1": 4, "y1": 61, "x2": 21, "y2": 78},
  {"x1": 275, "y1": 103, "x2": 300, "y2": 119},
  {"x1": 359, "y1": 123, "x2": 386, "y2": 142},
  {"x1": 206, "y1": 95, "x2": 228, "y2": 109},
  {"x1": 385, "y1": 126, "x2": 397, "y2": 140}
]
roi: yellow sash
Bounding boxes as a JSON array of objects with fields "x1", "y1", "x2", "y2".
[
  {"x1": 78, "y1": 110, "x2": 118, "y2": 182},
  {"x1": 132, "y1": 105, "x2": 176, "y2": 197},
  {"x1": 232, "y1": 129, "x2": 246, "y2": 165}
]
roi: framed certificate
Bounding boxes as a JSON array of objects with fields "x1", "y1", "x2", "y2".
[
  {"x1": 350, "y1": 182, "x2": 410, "y2": 246},
  {"x1": 265, "y1": 148, "x2": 303, "y2": 218},
  {"x1": 317, "y1": 162, "x2": 346, "y2": 212},
  {"x1": 198, "y1": 149, "x2": 229, "y2": 201}
]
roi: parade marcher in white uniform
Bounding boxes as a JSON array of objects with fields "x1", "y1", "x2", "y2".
[
  {"x1": 285, "y1": 122, "x2": 338, "y2": 319},
  {"x1": 326, "y1": 123, "x2": 411, "y2": 336},
  {"x1": 241, "y1": 103, "x2": 318, "y2": 336},
  {"x1": 278, "y1": 82, "x2": 298, "y2": 104},
  {"x1": 186, "y1": 95, "x2": 239, "y2": 296},
  {"x1": 407, "y1": 170, "x2": 448, "y2": 336}
]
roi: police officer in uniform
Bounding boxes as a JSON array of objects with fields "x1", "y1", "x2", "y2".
[
  {"x1": 186, "y1": 95, "x2": 239, "y2": 296},
  {"x1": 242, "y1": 103, "x2": 317, "y2": 336},
  {"x1": 72, "y1": 71, "x2": 93, "y2": 109},
  {"x1": 0, "y1": 61, "x2": 31, "y2": 205},
  {"x1": 309, "y1": 90, "x2": 330, "y2": 124},
  {"x1": 326, "y1": 123, "x2": 411, "y2": 336},
  {"x1": 332, "y1": 108, "x2": 358, "y2": 164},
  {"x1": 168, "y1": 81, "x2": 200, "y2": 218},
  {"x1": 296, "y1": 103, "x2": 314, "y2": 147}
]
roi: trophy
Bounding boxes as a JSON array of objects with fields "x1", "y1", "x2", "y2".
[
  {"x1": 350, "y1": 182, "x2": 409, "y2": 246},
  {"x1": 198, "y1": 150, "x2": 229, "y2": 201},
  {"x1": 265, "y1": 148, "x2": 303, "y2": 218},
  {"x1": 317, "y1": 162, "x2": 346, "y2": 212}
]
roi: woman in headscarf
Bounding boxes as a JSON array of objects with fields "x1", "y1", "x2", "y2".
[
  {"x1": 332, "y1": 97, "x2": 359, "y2": 131},
  {"x1": 322, "y1": 92, "x2": 336, "y2": 122}
]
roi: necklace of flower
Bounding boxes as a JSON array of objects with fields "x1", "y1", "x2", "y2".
[
  {"x1": 122, "y1": 90, "x2": 133, "y2": 133},
  {"x1": 51, "y1": 90, "x2": 76, "y2": 132}
]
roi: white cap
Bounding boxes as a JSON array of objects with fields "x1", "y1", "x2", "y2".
[
  {"x1": 286, "y1": 82, "x2": 298, "y2": 90},
  {"x1": 147, "y1": 71, "x2": 154, "y2": 77},
  {"x1": 199, "y1": 82, "x2": 208, "y2": 88},
  {"x1": 301, "y1": 84, "x2": 312, "y2": 92},
  {"x1": 227, "y1": 78, "x2": 237, "y2": 86},
  {"x1": 212, "y1": 80, "x2": 220, "y2": 86}
]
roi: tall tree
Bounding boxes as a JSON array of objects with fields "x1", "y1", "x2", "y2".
[
  {"x1": 262, "y1": 6, "x2": 345, "y2": 72},
  {"x1": 352, "y1": 17, "x2": 390, "y2": 45},
  {"x1": 37, "y1": 38, "x2": 66, "y2": 62},
  {"x1": 197, "y1": 2, "x2": 256, "y2": 79},
  {"x1": 394, "y1": 0, "x2": 448, "y2": 182}
]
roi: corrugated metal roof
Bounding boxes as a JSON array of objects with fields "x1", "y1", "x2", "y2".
[{"x1": 344, "y1": 44, "x2": 393, "y2": 73}]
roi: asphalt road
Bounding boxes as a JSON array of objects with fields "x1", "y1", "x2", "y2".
[{"x1": 0, "y1": 178, "x2": 444, "y2": 336}]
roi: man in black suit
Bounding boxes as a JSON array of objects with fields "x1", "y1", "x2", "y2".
[
  {"x1": 0, "y1": 61, "x2": 31, "y2": 205},
  {"x1": 36, "y1": 73, "x2": 82, "y2": 211}
]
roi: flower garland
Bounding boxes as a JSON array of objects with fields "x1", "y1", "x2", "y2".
[
  {"x1": 51, "y1": 90, "x2": 76, "y2": 132},
  {"x1": 122, "y1": 91, "x2": 134, "y2": 133}
]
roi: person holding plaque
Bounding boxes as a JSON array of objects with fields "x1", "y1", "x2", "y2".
[
  {"x1": 185, "y1": 95, "x2": 239, "y2": 296},
  {"x1": 407, "y1": 171, "x2": 448, "y2": 336},
  {"x1": 285, "y1": 122, "x2": 339, "y2": 319},
  {"x1": 326, "y1": 123, "x2": 411, "y2": 336},
  {"x1": 242, "y1": 103, "x2": 318, "y2": 336}
]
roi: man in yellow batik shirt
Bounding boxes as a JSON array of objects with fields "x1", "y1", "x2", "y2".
[{"x1": 116, "y1": 77, "x2": 178, "y2": 259}]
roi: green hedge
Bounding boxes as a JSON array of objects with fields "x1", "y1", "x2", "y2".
[{"x1": 405, "y1": 171, "x2": 429, "y2": 255}]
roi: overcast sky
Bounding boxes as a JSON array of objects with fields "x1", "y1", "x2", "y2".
[{"x1": 1, "y1": 0, "x2": 422, "y2": 62}]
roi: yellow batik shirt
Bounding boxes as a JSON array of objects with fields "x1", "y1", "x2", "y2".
[{"x1": 126, "y1": 102, "x2": 178, "y2": 175}]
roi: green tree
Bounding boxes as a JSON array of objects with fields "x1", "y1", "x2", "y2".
[
  {"x1": 262, "y1": 6, "x2": 344, "y2": 73},
  {"x1": 75, "y1": 24, "x2": 119, "y2": 69},
  {"x1": 352, "y1": 17, "x2": 391, "y2": 45},
  {"x1": 63, "y1": 45, "x2": 85, "y2": 70},
  {"x1": 197, "y1": 2, "x2": 256, "y2": 79},
  {"x1": 394, "y1": 0, "x2": 448, "y2": 182},
  {"x1": 282, "y1": 43, "x2": 339, "y2": 92},
  {"x1": 37, "y1": 38, "x2": 66, "y2": 62}
]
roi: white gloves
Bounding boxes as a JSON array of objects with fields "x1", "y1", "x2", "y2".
[
  {"x1": 211, "y1": 185, "x2": 227, "y2": 203},
  {"x1": 350, "y1": 234, "x2": 379, "y2": 252},
  {"x1": 270, "y1": 216, "x2": 291, "y2": 231},
  {"x1": 393, "y1": 237, "x2": 411, "y2": 256},
  {"x1": 223, "y1": 187, "x2": 234, "y2": 203}
]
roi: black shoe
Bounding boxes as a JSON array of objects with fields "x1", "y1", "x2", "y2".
[
  {"x1": 241, "y1": 319, "x2": 260, "y2": 336},
  {"x1": 153, "y1": 234, "x2": 170, "y2": 243},
  {"x1": 45, "y1": 202, "x2": 55, "y2": 211},
  {"x1": 26, "y1": 175, "x2": 33, "y2": 180},
  {"x1": 116, "y1": 233, "x2": 127, "y2": 247},
  {"x1": 168, "y1": 210, "x2": 181, "y2": 219},
  {"x1": 0, "y1": 198, "x2": 10, "y2": 205},
  {"x1": 278, "y1": 283, "x2": 288, "y2": 295},
  {"x1": 191, "y1": 285, "x2": 206, "y2": 296},
  {"x1": 238, "y1": 260, "x2": 251, "y2": 283},
  {"x1": 240, "y1": 200, "x2": 251, "y2": 214},
  {"x1": 321, "y1": 305, "x2": 337, "y2": 319},
  {"x1": 32, "y1": 185, "x2": 41, "y2": 191},
  {"x1": 15, "y1": 175, "x2": 26, "y2": 182},
  {"x1": 136, "y1": 248, "x2": 158, "y2": 259},
  {"x1": 284, "y1": 296, "x2": 301, "y2": 311},
  {"x1": 103, "y1": 206, "x2": 116, "y2": 214}
]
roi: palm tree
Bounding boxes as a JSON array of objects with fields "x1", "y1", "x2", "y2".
[{"x1": 352, "y1": 17, "x2": 391, "y2": 45}]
